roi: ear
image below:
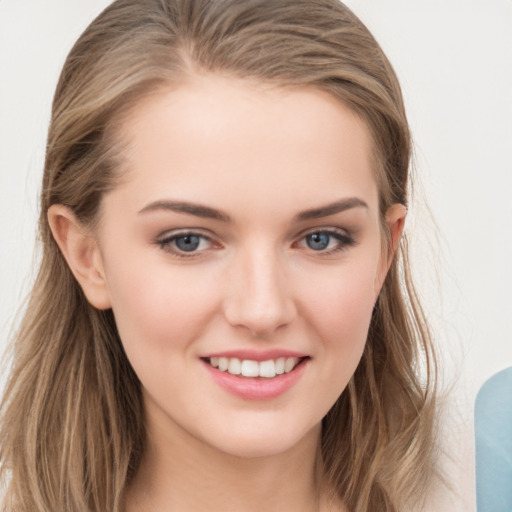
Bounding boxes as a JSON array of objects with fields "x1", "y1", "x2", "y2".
[
  {"x1": 384, "y1": 202, "x2": 407, "y2": 265},
  {"x1": 374, "y1": 203, "x2": 407, "y2": 297},
  {"x1": 47, "y1": 205, "x2": 112, "y2": 310}
]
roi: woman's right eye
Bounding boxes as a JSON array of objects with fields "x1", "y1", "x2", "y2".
[{"x1": 156, "y1": 232, "x2": 216, "y2": 257}]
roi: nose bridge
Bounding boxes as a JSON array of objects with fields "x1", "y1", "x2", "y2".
[{"x1": 224, "y1": 240, "x2": 295, "y2": 336}]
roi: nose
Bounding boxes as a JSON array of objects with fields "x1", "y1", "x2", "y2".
[{"x1": 223, "y1": 245, "x2": 297, "y2": 338}]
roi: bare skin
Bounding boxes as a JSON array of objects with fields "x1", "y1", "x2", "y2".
[
  {"x1": 125, "y1": 416, "x2": 342, "y2": 512},
  {"x1": 49, "y1": 74, "x2": 404, "y2": 511}
]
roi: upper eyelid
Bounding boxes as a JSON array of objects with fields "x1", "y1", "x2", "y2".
[
  {"x1": 155, "y1": 226, "x2": 351, "y2": 242},
  {"x1": 160, "y1": 225, "x2": 343, "y2": 233},
  {"x1": 155, "y1": 229, "x2": 219, "y2": 253},
  {"x1": 154, "y1": 225, "x2": 355, "y2": 246},
  {"x1": 155, "y1": 231, "x2": 219, "y2": 258},
  {"x1": 292, "y1": 227, "x2": 356, "y2": 252},
  {"x1": 293, "y1": 226, "x2": 352, "y2": 240},
  {"x1": 156, "y1": 228, "x2": 216, "y2": 241}
]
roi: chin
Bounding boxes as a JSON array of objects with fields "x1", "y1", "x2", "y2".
[{"x1": 202, "y1": 420, "x2": 321, "y2": 460}]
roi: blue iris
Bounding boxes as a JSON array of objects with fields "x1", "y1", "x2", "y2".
[
  {"x1": 175, "y1": 235, "x2": 201, "y2": 252},
  {"x1": 306, "y1": 233, "x2": 330, "y2": 251}
]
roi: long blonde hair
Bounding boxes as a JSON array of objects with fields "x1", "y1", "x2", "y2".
[{"x1": 0, "y1": 1, "x2": 438, "y2": 510}]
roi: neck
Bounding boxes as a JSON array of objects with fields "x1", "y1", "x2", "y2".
[{"x1": 125, "y1": 404, "x2": 337, "y2": 512}]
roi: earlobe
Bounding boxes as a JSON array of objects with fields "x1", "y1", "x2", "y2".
[{"x1": 47, "y1": 205, "x2": 111, "y2": 310}]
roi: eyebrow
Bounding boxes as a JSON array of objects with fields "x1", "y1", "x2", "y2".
[
  {"x1": 138, "y1": 197, "x2": 368, "y2": 222},
  {"x1": 138, "y1": 200, "x2": 232, "y2": 222},
  {"x1": 294, "y1": 197, "x2": 368, "y2": 221}
]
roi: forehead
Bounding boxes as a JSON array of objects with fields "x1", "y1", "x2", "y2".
[{"x1": 114, "y1": 75, "x2": 379, "y2": 218}]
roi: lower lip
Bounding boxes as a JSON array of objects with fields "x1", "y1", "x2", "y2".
[{"x1": 202, "y1": 359, "x2": 308, "y2": 400}]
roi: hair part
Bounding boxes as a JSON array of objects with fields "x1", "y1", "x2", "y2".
[{"x1": 1, "y1": 1, "x2": 439, "y2": 510}]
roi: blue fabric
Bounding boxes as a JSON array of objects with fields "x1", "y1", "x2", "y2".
[{"x1": 475, "y1": 367, "x2": 512, "y2": 512}]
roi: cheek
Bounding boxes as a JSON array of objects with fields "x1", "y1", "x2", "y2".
[
  {"x1": 297, "y1": 257, "x2": 378, "y2": 356},
  {"x1": 104, "y1": 258, "x2": 220, "y2": 356},
  {"x1": 289, "y1": 257, "x2": 380, "y2": 425}
]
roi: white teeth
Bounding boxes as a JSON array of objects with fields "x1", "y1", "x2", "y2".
[
  {"x1": 275, "y1": 357, "x2": 285, "y2": 375},
  {"x1": 208, "y1": 356, "x2": 302, "y2": 378},
  {"x1": 240, "y1": 360, "x2": 259, "y2": 377},
  {"x1": 259, "y1": 360, "x2": 276, "y2": 378},
  {"x1": 228, "y1": 358, "x2": 241, "y2": 375},
  {"x1": 284, "y1": 357, "x2": 297, "y2": 373}
]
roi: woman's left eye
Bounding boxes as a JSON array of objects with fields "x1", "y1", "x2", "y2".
[
  {"x1": 156, "y1": 232, "x2": 215, "y2": 256},
  {"x1": 295, "y1": 229, "x2": 355, "y2": 254}
]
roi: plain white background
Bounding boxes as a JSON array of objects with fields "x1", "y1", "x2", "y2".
[{"x1": 1, "y1": 1, "x2": 511, "y2": 509}]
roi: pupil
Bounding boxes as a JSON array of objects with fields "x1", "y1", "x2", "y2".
[
  {"x1": 306, "y1": 233, "x2": 329, "y2": 250},
  {"x1": 176, "y1": 235, "x2": 200, "y2": 252}
]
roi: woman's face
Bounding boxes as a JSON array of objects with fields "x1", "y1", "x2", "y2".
[{"x1": 94, "y1": 75, "x2": 394, "y2": 458}]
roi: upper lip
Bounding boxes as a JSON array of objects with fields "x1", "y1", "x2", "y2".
[{"x1": 200, "y1": 349, "x2": 309, "y2": 361}]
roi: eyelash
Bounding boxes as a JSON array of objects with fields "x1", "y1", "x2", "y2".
[
  {"x1": 294, "y1": 228, "x2": 356, "y2": 256},
  {"x1": 156, "y1": 230, "x2": 218, "y2": 258},
  {"x1": 155, "y1": 228, "x2": 356, "y2": 258}
]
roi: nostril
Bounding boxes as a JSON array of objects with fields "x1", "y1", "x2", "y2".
[{"x1": 223, "y1": 296, "x2": 297, "y2": 337}]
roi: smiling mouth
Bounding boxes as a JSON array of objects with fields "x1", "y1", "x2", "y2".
[{"x1": 202, "y1": 356, "x2": 308, "y2": 378}]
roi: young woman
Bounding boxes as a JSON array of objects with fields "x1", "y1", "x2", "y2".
[{"x1": 0, "y1": 1, "x2": 439, "y2": 510}]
